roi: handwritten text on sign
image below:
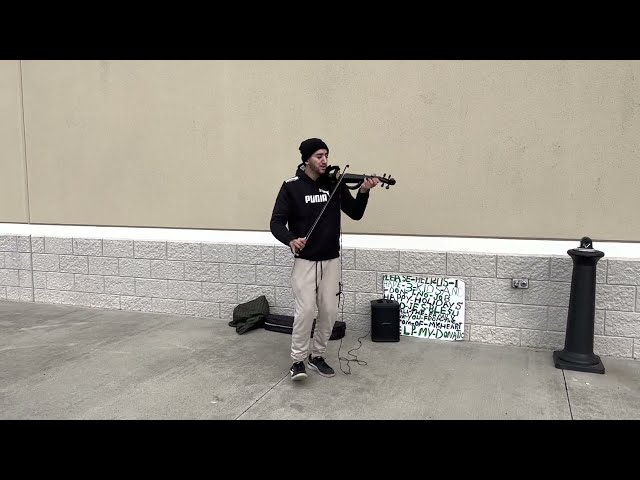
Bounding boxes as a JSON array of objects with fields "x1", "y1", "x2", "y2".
[{"x1": 382, "y1": 275, "x2": 465, "y2": 341}]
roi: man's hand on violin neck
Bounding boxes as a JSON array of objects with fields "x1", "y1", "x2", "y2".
[
  {"x1": 290, "y1": 237, "x2": 306, "y2": 254},
  {"x1": 360, "y1": 176, "x2": 380, "y2": 192}
]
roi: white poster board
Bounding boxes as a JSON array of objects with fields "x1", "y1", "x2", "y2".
[{"x1": 382, "y1": 274, "x2": 465, "y2": 341}]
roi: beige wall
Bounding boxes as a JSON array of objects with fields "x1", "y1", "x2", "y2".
[
  {"x1": 0, "y1": 60, "x2": 28, "y2": 223},
  {"x1": 4, "y1": 60, "x2": 640, "y2": 241}
]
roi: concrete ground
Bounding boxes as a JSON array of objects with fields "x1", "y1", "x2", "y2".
[{"x1": 1, "y1": 300, "x2": 639, "y2": 420}]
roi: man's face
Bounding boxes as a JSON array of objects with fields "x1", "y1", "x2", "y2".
[{"x1": 306, "y1": 149, "x2": 328, "y2": 176}]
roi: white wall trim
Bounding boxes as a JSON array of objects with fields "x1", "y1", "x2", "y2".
[
  {"x1": 0, "y1": 223, "x2": 31, "y2": 235},
  {"x1": 1, "y1": 223, "x2": 640, "y2": 258}
]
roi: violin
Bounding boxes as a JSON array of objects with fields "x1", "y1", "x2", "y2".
[
  {"x1": 324, "y1": 165, "x2": 397, "y2": 190},
  {"x1": 294, "y1": 163, "x2": 396, "y2": 255}
]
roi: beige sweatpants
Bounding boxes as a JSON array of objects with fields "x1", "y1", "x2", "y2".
[{"x1": 290, "y1": 257, "x2": 340, "y2": 363}]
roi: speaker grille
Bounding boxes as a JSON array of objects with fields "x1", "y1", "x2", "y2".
[{"x1": 371, "y1": 299, "x2": 400, "y2": 342}]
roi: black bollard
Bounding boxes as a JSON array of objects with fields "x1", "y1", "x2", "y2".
[{"x1": 553, "y1": 236, "x2": 605, "y2": 374}]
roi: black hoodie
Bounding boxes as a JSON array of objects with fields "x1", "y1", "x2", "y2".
[{"x1": 270, "y1": 166, "x2": 370, "y2": 261}]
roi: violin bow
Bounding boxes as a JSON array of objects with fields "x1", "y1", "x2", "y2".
[{"x1": 293, "y1": 164, "x2": 350, "y2": 257}]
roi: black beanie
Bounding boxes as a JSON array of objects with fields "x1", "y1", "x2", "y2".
[{"x1": 299, "y1": 138, "x2": 329, "y2": 162}]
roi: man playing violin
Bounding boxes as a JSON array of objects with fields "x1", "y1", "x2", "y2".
[{"x1": 270, "y1": 138, "x2": 380, "y2": 381}]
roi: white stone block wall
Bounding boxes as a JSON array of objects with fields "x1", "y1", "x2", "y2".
[{"x1": 1, "y1": 233, "x2": 638, "y2": 361}]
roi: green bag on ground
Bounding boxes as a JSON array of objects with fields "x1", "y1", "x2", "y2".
[{"x1": 228, "y1": 295, "x2": 270, "y2": 334}]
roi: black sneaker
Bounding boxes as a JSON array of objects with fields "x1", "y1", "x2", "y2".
[
  {"x1": 307, "y1": 355, "x2": 335, "y2": 377},
  {"x1": 290, "y1": 361, "x2": 307, "y2": 381}
]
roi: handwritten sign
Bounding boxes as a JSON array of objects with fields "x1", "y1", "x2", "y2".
[{"x1": 382, "y1": 274, "x2": 465, "y2": 341}]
